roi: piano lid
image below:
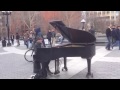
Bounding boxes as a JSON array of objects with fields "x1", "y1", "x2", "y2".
[
  {"x1": 50, "y1": 21, "x2": 70, "y2": 41},
  {"x1": 50, "y1": 21, "x2": 96, "y2": 43}
]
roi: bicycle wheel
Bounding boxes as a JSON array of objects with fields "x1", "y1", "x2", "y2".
[{"x1": 24, "y1": 49, "x2": 34, "y2": 62}]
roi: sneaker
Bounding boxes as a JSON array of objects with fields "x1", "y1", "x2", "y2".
[
  {"x1": 33, "y1": 73, "x2": 43, "y2": 79},
  {"x1": 105, "y1": 47, "x2": 108, "y2": 50}
]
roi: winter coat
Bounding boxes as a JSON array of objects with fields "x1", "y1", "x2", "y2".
[
  {"x1": 106, "y1": 28, "x2": 111, "y2": 37},
  {"x1": 47, "y1": 32, "x2": 52, "y2": 40}
]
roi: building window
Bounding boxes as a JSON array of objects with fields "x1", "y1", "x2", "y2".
[
  {"x1": 90, "y1": 12, "x2": 93, "y2": 16},
  {"x1": 94, "y1": 12, "x2": 97, "y2": 16},
  {"x1": 86, "y1": 12, "x2": 89, "y2": 17},
  {"x1": 107, "y1": 11, "x2": 109, "y2": 14},
  {"x1": 103, "y1": 11, "x2": 105, "y2": 15},
  {"x1": 105, "y1": 11, "x2": 107, "y2": 14},
  {"x1": 98, "y1": 12, "x2": 101, "y2": 16},
  {"x1": 111, "y1": 16, "x2": 114, "y2": 19}
]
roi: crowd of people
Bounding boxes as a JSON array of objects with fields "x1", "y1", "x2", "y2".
[
  {"x1": 106, "y1": 25, "x2": 120, "y2": 50},
  {"x1": 23, "y1": 27, "x2": 57, "y2": 49},
  {"x1": 0, "y1": 33, "x2": 21, "y2": 47}
]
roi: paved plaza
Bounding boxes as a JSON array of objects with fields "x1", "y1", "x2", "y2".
[{"x1": 0, "y1": 40, "x2": 120, "y2": 79}]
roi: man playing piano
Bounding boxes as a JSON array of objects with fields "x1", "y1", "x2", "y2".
[{"x1": 33, "y1": 27, "x2": 53, "y2": 79}]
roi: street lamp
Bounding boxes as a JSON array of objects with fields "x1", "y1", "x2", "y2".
[
  {"x1": 2, "y1": 11, "x2": 12, "y2": 46},
  {"x1": 81, "y1": 19, "x2": 86, "y2": 30}
]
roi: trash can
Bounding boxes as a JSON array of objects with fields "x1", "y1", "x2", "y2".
[{"x1": 2, "y1": 40, "x2": 6, "y2": 47}]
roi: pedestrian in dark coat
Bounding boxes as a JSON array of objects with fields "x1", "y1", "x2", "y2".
[
  {"x1": 47, "y1": 30, "x2": 52, "y2": 46},
  {"x1": 89, "y1": 26, "x2": 95, "y2": 36},
  {"x1": 105, "y1": 25, "x2": 112, "y2": 50},
  {"x1": 10, "y1": 34, "x2": 14, "y2": 45},
  {"x1": 111, "y1": 25, "x2": 116, "y2": 44},
  {"x1": 35, "y1": 27, "x2": 46, "y2": 47},
  {"x1": 16, "y1": 33, "x2": 20, "y2": 46},
  {"x1": 112, "y1": 26, "x2": 120, "y2": 50}
]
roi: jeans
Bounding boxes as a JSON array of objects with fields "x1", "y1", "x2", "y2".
[
  {"x1": 24, "y1": 40, "x2": 28, "y2": 48},
  {"x1": 11, "y1": 39, "x2": 14, "y2": 45},
  {"x1": 51, "y1": 37, "x2": 56, "y2": 47},
  {"x1": 106, "y1": 37, "x2": 111, "y2": 50},
  {"x1": 48, "y1": 39, "x2": 51, "y2": 46},
  {"x1": 17, "y1": 39, "x2": 20, "y2": 46},
  {"x1": 112, "y1": 40, "x2": 120, "y2": 50}
]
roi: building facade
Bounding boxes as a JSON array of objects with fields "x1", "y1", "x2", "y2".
[
  {"x1": 0, "y1": 11, "x2": 7, "y2": 38},
  {"x1": 86, "y1": 11, "x2": 119, "y2": 25}
]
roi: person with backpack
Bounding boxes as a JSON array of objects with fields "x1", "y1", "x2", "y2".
[{"x1": 35, "y1": 27, "x2": 46, "y2": 47}]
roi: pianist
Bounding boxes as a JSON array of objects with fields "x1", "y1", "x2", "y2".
[{"x1": 33, "y1": 27, "x2": 53, "y2": 79}]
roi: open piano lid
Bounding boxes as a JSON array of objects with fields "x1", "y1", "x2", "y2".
[{"x1": 50, "y1": 21, "x2": 96, "y2": 44}]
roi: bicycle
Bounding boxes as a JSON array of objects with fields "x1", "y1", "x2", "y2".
[
  {"x1": 24, "y1": 48, "x2": 34, "y2": 62},
  {"x1": 24, "y1": 40, "x2": 36, "y2": 63}
]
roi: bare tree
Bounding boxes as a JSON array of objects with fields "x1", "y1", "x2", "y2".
[
  {"x1": 10, "y1": 11, "x2": 40, "y2": 36},
  {"x1": 59, "y1": 11, "x2": 82, "y2": 29},
  {"x1": 86, "y1": 11, "x2": 109, "y2": 33},
  {"x1": 10, "y1": 11, "x2": 83, "y2": 35},
  {"x1": 20, "y1": 11, "x2": 38, "y2": 31},
  {"x1": 116, "y1": 11, "x2": 120, "y2": 25},
  {"x1": 10, "y1": 11, "x2": 23, "y2": 34}
]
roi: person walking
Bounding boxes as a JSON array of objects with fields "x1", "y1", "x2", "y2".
[
  {"x1": 112, "y1": 26, "x2": 120, "y2": 50},
  {"x1": 10, "y1": 33, "x2": 14, "y2": 45},
  {"x1": 2, "y1": 37, "x2": 6, "y2": 47},
  {"x1": 16, "y1": 33, "x2": 20, "y2": 46},
  {"x1": 111, "y1": 25, "x2": 116, "y2": 44},
  {"x1": 89, "y1": 26, "x2": 95, "y2": 36},
  {"x1": 35, "y1": 27, "x2": 46, "y2": 47},
  {"x1": 47, "y1": 29, "x2": 52, "y2": 46},
  {"x1": 105, "y1": 25, "x2": 112, "y2": 50},
  {"x1": 28, "y1": 30, "x2": 34, "y2": 49},
  {"x1": 51, "y1": 29, "x2": 56, "y2": 47},
  {"x1": 24, "y1": 31, "x2": 29, "y2": 48}
]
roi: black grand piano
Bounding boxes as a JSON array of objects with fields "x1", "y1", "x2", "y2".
[{"x1": 33, "y1": 21, "x2": 96, "y2": 79}]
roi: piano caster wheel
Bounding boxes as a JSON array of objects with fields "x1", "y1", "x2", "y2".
[
  {"x1": 54, "y1": 70, "x2": 60, "y2": 75},
  {"x1": 86, "y1": 73, "x2": 93, "y2": 79},
  {"x1": 62, "y1": 67, "x2": 68, "y2": 71}
]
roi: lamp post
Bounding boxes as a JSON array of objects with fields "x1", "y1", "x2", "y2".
[
  {"x1": 81, "y1": 19, "x2": 86, "y2": 30},
  {"x1": 2, "y1": 11, "x2": 12, "y2": 46}
]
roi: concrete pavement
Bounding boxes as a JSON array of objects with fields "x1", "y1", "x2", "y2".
[{"x1": 0, "y1": 40, "x2": 120, "y2": 79}]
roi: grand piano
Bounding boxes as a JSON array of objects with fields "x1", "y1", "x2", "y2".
[{"x1": 33, "y1": 21, "x2": 96, "y2": 79}]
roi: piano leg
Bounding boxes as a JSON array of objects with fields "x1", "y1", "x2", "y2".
[
  {"x1": 86, "y1": 58, "x2": 93, "y2": 78},
  {"x1": 62, "y1": 57, "x2": 68, "y2": 71},
  {"x1": 54, "y1": 59, "x2": 60, "y2": 75}
]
